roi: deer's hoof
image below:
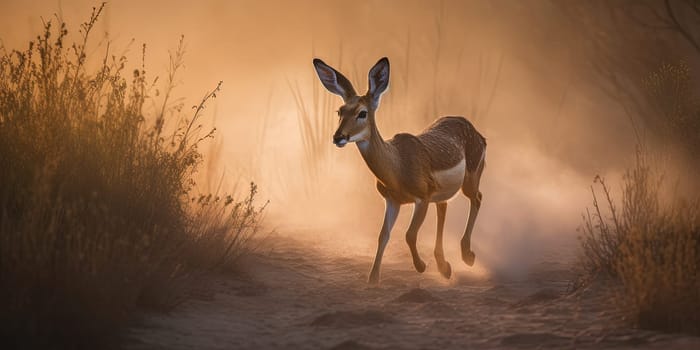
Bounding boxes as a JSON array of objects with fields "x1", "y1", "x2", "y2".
[
  {"x1": 438, "y1": 261, "x2": 452, "y2": 279},
  {"x1": 367, "y1": 271, "x2": 380, "y2": 285},
  {"x1": 462, "y1": 250, "x2": 476, "y2": 267},
  {"x1": 413, "y1": 259, "x2": 426, "y2": 273}
]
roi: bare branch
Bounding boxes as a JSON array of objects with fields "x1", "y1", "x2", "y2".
[{"x1": 664, "y1": 0, "x2": 700, "y2": 53}]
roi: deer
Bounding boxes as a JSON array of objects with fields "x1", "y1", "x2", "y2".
[{"x1": 313, "y1": 57, "x2": 486, "y2": 284}]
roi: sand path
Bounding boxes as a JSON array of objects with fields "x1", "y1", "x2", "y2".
[{"x1": 128, "y1": 233, "x2": 700, "y2": 349}]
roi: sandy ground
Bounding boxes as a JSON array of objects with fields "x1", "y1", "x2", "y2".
[{"x1": 127, "y1": 233, "x2": 700, "y2": 350}]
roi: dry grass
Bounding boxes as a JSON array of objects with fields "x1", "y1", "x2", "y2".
[
  {"x1": 0, "y1": 5, "x2": 264, "y2": 348},
  {"x1": 289, "y1": 73, "x2": 336, "y2": 196},
  {"x1": 578, "y1": 150, "x2": 700, "y2": 334}
]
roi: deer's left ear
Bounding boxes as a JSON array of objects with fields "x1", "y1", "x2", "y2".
[
  {"x1": 368, "y1": 57, "x2": 390, "y2": 109},
  {"x1": 313, "y1": 58, "x2": 357, "y2": 101}
]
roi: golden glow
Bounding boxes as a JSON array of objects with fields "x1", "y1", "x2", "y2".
[{"x1": 0, "y1": 0, "x2": 638, "y2": 277}]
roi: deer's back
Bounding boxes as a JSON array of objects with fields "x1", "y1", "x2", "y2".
[{"x1": 418, "y1": 116, "x2": 486, "y2": 173}]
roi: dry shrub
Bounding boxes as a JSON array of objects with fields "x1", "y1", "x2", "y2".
[
  {"x1": 578, "y1": 150, "x2": 700, "y2": 334},
  {"x1": 0, "y1": 5, "x2": 264, "y2": 348}
]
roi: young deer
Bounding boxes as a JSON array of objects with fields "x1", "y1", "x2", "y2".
[{"x1": 313, "y1": 57, "x2": 486, "y2": 284}]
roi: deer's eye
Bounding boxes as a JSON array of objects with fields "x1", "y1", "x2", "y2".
[{"x1": 357, "y1": 111, "x2": 367, "y2": 119}]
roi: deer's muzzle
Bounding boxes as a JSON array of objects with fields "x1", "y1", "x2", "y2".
[{"x1": 333, "y1": 132, "x2": 348, "y2": 148}]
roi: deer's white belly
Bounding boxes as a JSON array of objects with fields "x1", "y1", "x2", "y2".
[{"x1": 430, "y1": 158, "x2": 466, "y2": 202}]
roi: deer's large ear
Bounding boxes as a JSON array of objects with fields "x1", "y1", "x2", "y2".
[
  {"x1": 313, "y1": 58, "x2": 356, "y2": 100},
  {"x1": 368, "y1": 57, "x2": 390, "y2": 109}
]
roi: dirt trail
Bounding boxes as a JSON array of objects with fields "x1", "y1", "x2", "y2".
[{"x1": 128, "y1": 234, "x2": 700, "y2": 350}]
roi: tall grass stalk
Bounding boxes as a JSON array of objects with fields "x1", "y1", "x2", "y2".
[{"x1": 289, "y1": 78, "x2": 336, "y2": 197}]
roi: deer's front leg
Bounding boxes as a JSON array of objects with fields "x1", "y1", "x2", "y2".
[
  {"x1": 406, "y1": 199, "x2": 429, "y2": 273},
  {"x1": 368, "y1": 198, "x2": 400, "y2": 284}
]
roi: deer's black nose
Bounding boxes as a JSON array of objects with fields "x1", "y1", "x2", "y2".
[{"x1": 333, "y1": 132, "x2": 348, "y2": 148}]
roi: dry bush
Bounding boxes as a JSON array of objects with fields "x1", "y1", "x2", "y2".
[
  {"x1": 578, "y1": 151, "x2": 700, "y2": 334},
  {"x1": 0, "y1": 5, "x2": 264, "y2": 348}
]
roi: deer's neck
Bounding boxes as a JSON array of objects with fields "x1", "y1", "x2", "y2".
[{"x1": 356, "y1": 122, "x2": 398, "y2": 189}]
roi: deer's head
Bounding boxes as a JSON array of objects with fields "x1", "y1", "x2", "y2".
[{"x1": 312, "y1": 57, "x2": 390, "y2": 148}]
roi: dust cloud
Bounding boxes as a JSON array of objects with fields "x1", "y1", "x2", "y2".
[{"x1": 0, "y1": 0, "x2": 639, "y2": 278}]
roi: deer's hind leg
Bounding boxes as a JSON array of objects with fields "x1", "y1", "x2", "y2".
[
  {"x1": 406, "y1": 199, "x2": 429, "y2": 273},
  {"x1": 460, "y1": 161, "x2": 484, "y2": 267},
  {"x1": 434, "y1": 201, "x2": 452, "y2": 278}
]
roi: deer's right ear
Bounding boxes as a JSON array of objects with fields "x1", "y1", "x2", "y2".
[
  {"x1": 368, "y1": 57, "x2": 390, "y2": 109},
  {"x1": 313, "y1": 58, "x2": 356, "y2": 100}
]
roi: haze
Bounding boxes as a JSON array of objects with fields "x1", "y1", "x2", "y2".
[{"x1": 0, "y1": 0, "x2": 638, "y2": 277}]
